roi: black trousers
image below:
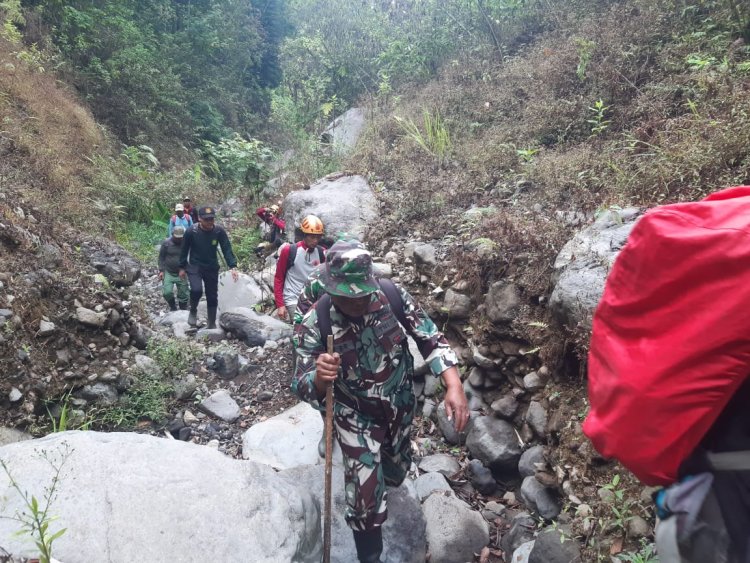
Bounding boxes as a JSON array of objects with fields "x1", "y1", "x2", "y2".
[{"x1": 186, "y1": 265, "x2": 219, "y2": 308}]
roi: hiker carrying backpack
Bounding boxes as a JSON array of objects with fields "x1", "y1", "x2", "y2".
[
  {"x1": 169, "y1": 203, "x2": 194, "y2": 236},
  {"x1": 290, "y1": 239, "x2": 468, "y2": 563},
  {"x1": 274, "y1": 217, "x2": 326, "y2": 322},
  {"x1": 584, "y1": 186, "x2": 750, "y2": 562}
]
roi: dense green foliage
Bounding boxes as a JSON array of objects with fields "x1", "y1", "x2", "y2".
[{"x1": 19, "y1": 0, "x2": 288, "y2": 144}]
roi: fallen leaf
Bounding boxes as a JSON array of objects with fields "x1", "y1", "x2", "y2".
[{"x1": 609, "y1": 537, "x2": 623, "y2": 555}]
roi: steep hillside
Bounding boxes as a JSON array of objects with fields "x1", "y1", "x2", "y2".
[
  {"x1": 353, "y1": 0, "x2": 750, "y2": 362},
  {"x1": 0, "y1": 35, "x2": 103, "y2": 217}
]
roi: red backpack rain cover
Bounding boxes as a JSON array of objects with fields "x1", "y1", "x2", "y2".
[{"x1": 584, "y1": 186, "x2": 750, "y2": 485}]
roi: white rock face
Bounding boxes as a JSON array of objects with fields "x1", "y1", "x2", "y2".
[
  {"x1": 320, "y1": 107, "x2": 366, "y2": 155},
  {"x1": 0, "y1": 432, "x2": 322, "y2": 562},
  {"x1": 243, "y1": 402, "x2": 332, "y2": 470}
]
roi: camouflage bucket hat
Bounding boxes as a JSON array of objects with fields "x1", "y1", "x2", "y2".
[{"x1": 320, "y1": 239, "x2": 379, "y2": 297}]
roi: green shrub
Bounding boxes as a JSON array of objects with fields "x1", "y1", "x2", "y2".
[
  {"x1": 115, "y1": 220, "x2": 168, "y2": 265},
  {"x1": 98, "y1": 374, "x2": 173, "y2": 428},
  {"x1": 231, "y1": 225, "x2": 265, "y2": 270},
  {"x1": 200, "y1": 134, "x2": 275, "y2": 198},
  {"x1": 147, "y1": 339, "x2": 201, "y2": 380}
]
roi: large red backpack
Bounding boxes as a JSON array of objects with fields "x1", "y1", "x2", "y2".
[{"x1": 583, "y1": 186, "x2": 750, "y2": 485}]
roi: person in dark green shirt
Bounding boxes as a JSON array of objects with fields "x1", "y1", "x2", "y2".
[{"x1": 178, "y1": 206, "x2": 239, "y2": 328}]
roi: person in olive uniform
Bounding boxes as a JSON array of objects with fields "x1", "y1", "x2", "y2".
[{"x1": 158, "y1": 225, "x2": 189, "y2": 311}]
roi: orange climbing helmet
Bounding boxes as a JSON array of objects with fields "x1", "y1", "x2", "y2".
[{"x1": 300, "y1": 214, "x2": 324, "y2": 235}]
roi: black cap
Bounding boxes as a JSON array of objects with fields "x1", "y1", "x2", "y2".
[{"x1": 198, "y1": 206, "x2": 216, "y2": 219}]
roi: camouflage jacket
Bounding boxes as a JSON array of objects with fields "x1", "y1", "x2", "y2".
[
  {"x1": 293, "y1": 265, "x2": 324, "y2": 326},
  {"x1": 292, "y1": 283, "x2": 458, "y2": 417}
]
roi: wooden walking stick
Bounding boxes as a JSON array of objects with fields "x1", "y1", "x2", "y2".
[{"x1": 323, "y1": 334, "x2": 335, "y2": 563}]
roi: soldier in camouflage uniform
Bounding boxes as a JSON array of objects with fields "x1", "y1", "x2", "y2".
[{"x1": 292, "y1": 239, "x2": 469, "y2": 563}]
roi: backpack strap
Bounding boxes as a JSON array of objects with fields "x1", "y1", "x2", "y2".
[
  {"x1": 315, "y1": 278, "x2": 408, "y2": 344},
  {"x1": 284, "y1": 243, "x2": 299, "y2": 277},
  {"x1": 315, "y1": 293, "x2": 333, "y2": 344},
  {"x1": 706, "y1": 450, "x2": 750, "y2": 471},
  {"x1": 377, "y1": 278, "x2": 408, "y2": 332}
]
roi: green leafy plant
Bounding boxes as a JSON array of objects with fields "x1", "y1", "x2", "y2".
[
  {"x1": 685, "y1": 53, "x2": 716, "y2": 70},
  {"x1": 0, "y1": 445, "x2": 71, "y2": 563},
  {"x1": 617, "y1": 539, "x2": 659, "y2": 563},
  {"x1": 201, "y1": 134, "x2": 274, "y2": 197},
  {"x1": 516, "y1": 147, "x2": 540, "y2": 163},
  {"x1": 575, "y1": 38, "x2": 596, "y2": 81},
  {"x1": 600, "y1": 474, "x2": 636, "y2": 535},
  {"x1": 146, "y1": 339, "x2": 201, "y2": 380},
  {"x1": 230, "y1": 224, "x2": 265, "y2": 270},
  {"x1": 115, "y1": 220, "x2": 169, "y2": 265},
  {"x1": 1, "y1": 0, "x2": 24, "y2": 43},
  {"x1": 45, "y1": 390, "x2": 73, "y2": 433},
  {"x1": 98, "y1": 375, "x2": 173, "y2": 428},
  {"x1": 588, "y1": 99, "x2": 611, "y2": 136}
]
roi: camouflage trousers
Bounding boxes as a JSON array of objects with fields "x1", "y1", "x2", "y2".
[{"x1": 334, "y1": 391, "x2": 416, "y2": 531}]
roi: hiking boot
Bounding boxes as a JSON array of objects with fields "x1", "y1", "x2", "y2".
[
  {"x1": 207, "y1": 306, "x2": 217, "y2": 330},
  {"x1": 166, "y1": 296, "x2": 177, "y2": 312},
  {"x1": 353, "y1": 529, "x2": 383, "y2": 563},
  {"x1": 187, "y1": 308, "x2": 198, "y2": 327},
  {"x1": 178, "y1": 302, "x2": 188, "y2": 310}
]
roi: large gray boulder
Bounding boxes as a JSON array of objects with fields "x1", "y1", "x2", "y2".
[
  {"x1": 282, "y1": 174, "x2": 377, "y2": 241},
  {"x1": 217, "y1": 272, "x2": 264, "y2": 313},
  {"x1": 422, "y1": 493, "x2": 489, "y2": 563},
  {"x1": 320, "y1": 107, "x2": 366, "y2": 155},
  {"x1": 83, "y1": 240, "x2": 141, "y2": 287},
  {"x1": 549, "y1": 207, "x2": 641, "y2": 328},
  {"x1": 220, "y1": 307, "x2": 292, "y2": 346},
  {"x1": 243, "y1": 402, "x2": 330, "y2": 470},
  {"x1": 0, "y1": 432, "x2": 321, "y2": 562}
]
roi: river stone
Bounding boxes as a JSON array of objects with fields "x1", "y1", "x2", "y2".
[
  {"x1": 529, "y1": 527, "x2": 581, "y2": 563},
  {"x1": 220, "y1": 307, "x2": 292, "y2": 346},
  {"x1": 414, "y1": 472, "x2": 453, "y2": 501},
  {"x1": 422, "y1": 493, "x2": 489, "y2": 563},
  {"x1": 549, "y1": 207, "x2": 641, "y2": 329},
  {"x1": 282, "y1": 174, "x2": 376, "y2": 241},
  {"x1": 418, "y1": 453, "x2": 460, "y2": 478},
  {"x1": 466, "y1": 416, "x2": 522, "y2": 475},
  {"x1": 200, "y1": 389, "x2": 240, "y2": 422}
]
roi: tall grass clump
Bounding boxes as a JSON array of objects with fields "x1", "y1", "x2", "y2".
[{"x1": 394, "y1": 109, "x2": 452, "y2": 164}]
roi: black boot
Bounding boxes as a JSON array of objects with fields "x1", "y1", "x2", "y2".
[
  {"x1": 207, "y1": 306, "x2": 217, "y2": 329},
  {"x1": 178, "y1": 301, "x2": 188, "y2": 310},
  {"x1": 166, "y1": 296, "x2": 177, "y2": 312},
  {"x1": 353, "y1": 529, "x2": 383, "y2": 563},
  {"x1": 187, "y1": 305, "x2": 198, "y2": 327}
]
